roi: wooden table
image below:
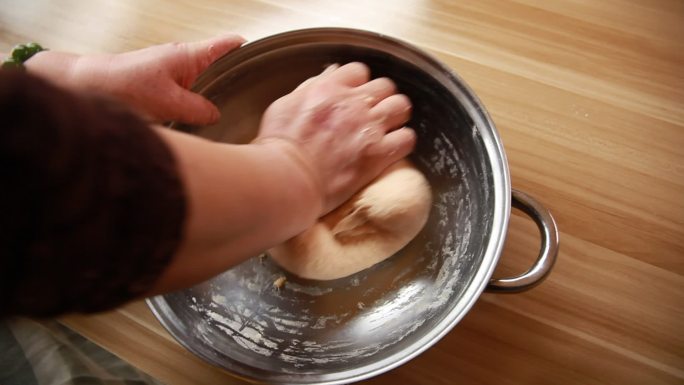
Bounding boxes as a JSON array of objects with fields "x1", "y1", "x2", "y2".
[{"x1": 2, "y1": 1, "x2": 682, "y2": 384}]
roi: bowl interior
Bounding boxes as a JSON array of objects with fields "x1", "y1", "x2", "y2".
[{"x1": 149, "y1": 30, "x2": 501, "y2": 384}]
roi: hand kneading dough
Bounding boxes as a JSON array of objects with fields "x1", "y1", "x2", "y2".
[{"x1": 268, "y1": 159, "x2": 432, "y2": 280}]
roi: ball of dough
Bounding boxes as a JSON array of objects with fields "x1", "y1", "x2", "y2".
[{"x1": 268, "y1": 159, "x2": 432, "y2": 280}]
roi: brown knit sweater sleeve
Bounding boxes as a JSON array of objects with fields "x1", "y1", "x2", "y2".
[{"x1": 0, "y1": 70, "x2": 186, "y2": 317}]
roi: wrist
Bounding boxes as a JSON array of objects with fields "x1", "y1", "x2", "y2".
[{"x1": 254, "y1": 136, "x2": 324, "y2": 225}]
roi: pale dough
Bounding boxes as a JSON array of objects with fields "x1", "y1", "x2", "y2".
[{"x1": 268, "y1": 159, "x2": 432, "y2": 280}]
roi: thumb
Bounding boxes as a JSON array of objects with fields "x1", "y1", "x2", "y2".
[
  {"x1": 166, "y1": 83, "x2": 221, "y2": 126},
  {"x1": 186, "y1": 34, "x2": 246, "y2": 76}
]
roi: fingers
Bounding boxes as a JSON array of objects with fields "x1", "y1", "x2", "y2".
[
  {"x1": 165, "y1": 84, "x2": 221, "y2": 125},
  {"x1": 321, "y1": 63, "x2": 340, "y2": 75},
  {"x1": 186, "y1": 33, "x2": 246, "y2": 73},
  {"x1": 369, "y1": 94, "x2": 412, "y2": 132},
  {"x1": 355, "y1": 77, "x2": 397, "y2": 105},
  {"x1": 326, "y1": 62, "x2": 370, "y2": 87},
  {"x1": 294, "y1": 63, "x2": 340, "y2": 91},
  {"x1": 367, "y1": 127, "x2": 416, "y2": 160}
]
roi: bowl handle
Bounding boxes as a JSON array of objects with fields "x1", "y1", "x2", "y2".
[{"x1": 486, "y1": 189, "x2": 559, "y2": 293}]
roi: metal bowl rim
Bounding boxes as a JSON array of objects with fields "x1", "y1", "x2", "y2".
[{"x1": 148, "y1": 27, "x2": 512, "y2": 385}]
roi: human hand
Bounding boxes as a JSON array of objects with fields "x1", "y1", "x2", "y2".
[
  {"x1": 26, "y1": 34, "x2": 245, "y2": 125},
  {"x1": 256, "y1": 62, "x2": 416, "y2": 215}
]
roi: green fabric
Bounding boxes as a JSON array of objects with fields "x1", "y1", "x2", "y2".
[
  {"x1": 2, "y1": 42, "x2": 46, "y2": 69},
  {"x1": 0, "y1": 318, "x2": 164, "y2": 385}
]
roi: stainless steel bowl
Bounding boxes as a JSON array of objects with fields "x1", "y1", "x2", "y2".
[{"x1": 147, "y1": 28, "x2": 559, "y2": 384}]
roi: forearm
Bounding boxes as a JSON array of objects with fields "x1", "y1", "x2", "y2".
[
  {"x1": 0, "y1": 70, "x2": 187, "y2": 316},
  {"x1": 149, "y1": 128, "x2": 323, "y2": 292},
  {"x1": 22, "y1": 49, "x2": 325, "y2": 292}
]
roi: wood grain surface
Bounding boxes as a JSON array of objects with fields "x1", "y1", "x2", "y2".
[{"x1": 2, "y1": 0, "x2": 683, "y2": 384}]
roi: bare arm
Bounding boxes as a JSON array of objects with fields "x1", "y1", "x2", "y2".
[
  {"x1": 148, "y1": 129, "x2": 323, "y2": 292},
  {"x1": 3, "y1": 36, "x2": 414, "y2": 311},
  {"x1": 149, "y1": 62, "x2": 415, "y2": 293}
]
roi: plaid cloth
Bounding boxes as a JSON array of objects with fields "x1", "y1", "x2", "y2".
[{"x1": 0, "y1": 318, "x2": 163, "y2": 385}]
